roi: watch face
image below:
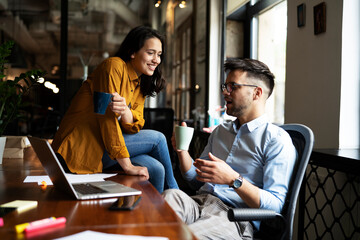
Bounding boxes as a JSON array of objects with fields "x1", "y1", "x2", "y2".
[{"x1": 234, "y1": 178, "x2": 242, "y2": 188}]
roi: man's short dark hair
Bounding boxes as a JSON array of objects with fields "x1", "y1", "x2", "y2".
[{"x1": 224, "y1": 58, "x2": 275, "y2": 98}]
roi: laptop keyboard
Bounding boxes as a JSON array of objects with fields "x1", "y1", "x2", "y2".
[{"x1": 73, "y1": 183, "x2": 108, "y2": 195}]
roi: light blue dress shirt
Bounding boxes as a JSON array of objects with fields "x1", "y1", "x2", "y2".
[{"x1": 183, "y1": 114, "x2": 297, "y2": 228}]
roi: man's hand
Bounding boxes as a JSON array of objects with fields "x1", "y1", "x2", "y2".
[
  {"x1": 195, "y1": 153, "x2": 261, "y2": 208},
  {"x1": 194, "y1": 152, "x2": 238, "y2": 185},
  {"x1": 172, "y1": 121, "x2": 193, "y2": 174},
  {"x1": 171, "y1": 121, "x2": 187, "y2": 152}
]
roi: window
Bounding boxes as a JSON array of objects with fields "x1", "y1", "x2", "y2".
[
  {"x1": 172, "y1": 17, "x2": 193, "y2": 121},
  {"x1": 255, "y1": 1, "x2": 287, "y2": 124},
  {"x1": 226, "y1": 0, "x2": 287, "y2": 124}
]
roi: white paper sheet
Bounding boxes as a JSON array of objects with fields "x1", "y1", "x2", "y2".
[
  {"x1": 54, "y1": 230, "x2": 169, "y2": 240},
  {"x1": 24, "y1": 175, "x2": 53, "y2": 185},
  {"x1": 65, "y1": 173, "x2": 118, "y2": 183},
  {"x1": 24, "y1": 173, "x2": 118, "y2": 185}
]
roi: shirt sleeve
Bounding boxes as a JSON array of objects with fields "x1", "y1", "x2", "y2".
[
  {"x1": 182, "y1": 133, "x2": 213, "y2": 190},
  {"x1": 93, "y1": 59, "x2": 130, "y2": 159},
  {"x1": 120, "y1": 103, "x2": 145, "y2": 133},
  {"x1": 259, "y1": 131, "x2": 297, "y2": 212},
  {"x1": 183, "y1": 161, "x2": 205, "y2": 190}
]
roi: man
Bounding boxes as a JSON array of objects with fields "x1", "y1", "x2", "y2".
[{"x1": 162, "y1": 58, "x2": 297, "y2": 240}]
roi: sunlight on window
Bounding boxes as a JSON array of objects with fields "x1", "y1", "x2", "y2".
[{"x1": 257, "y1": 1, "x2": 287, "y2": 124}]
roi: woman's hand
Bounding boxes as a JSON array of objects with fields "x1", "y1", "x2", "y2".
[
  {"x1": 124, "y1": 165, "x2": 149, "y2": 180},
  {"x1": 109, "y1": 92, "x2": 133, "y2": 123},
  {"x1": 109, "y1": 92, "x2": 127, "y2": 116},
  {"x1": 116, "y1": 157, "x2": 149, "y2": 180}
]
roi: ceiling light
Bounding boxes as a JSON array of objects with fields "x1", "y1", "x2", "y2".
[
  {"x1": 51, "y1": 65, "x2": 59, "y2": 75},
  {"x1": 179, "y1": 0, "x2": 186, "y2": 8},
  {"x1": 53, "y1": 87, "x2": 59, "y2": 94},
  {"x1": 37, "y1": 77, "x2": 45, "y2": 84},
  {"x1": 44, "y1": 81, "x2": 59, "y2": 94},
  {"x1": 154, "y1": 0, "x2": 161, "y2": 8}
]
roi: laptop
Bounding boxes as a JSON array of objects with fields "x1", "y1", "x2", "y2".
[{"x1": 28, "y1": 137, "x2": 141, "y2": 200}]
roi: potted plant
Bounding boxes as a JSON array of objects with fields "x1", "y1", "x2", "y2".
[{"x1": 0, "y1": 40, "x2": 46, "y2": 162}]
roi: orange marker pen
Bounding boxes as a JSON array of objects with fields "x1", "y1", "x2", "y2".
[{"x1": 41, "y1": 181, "x2": 47, "y2": 190}]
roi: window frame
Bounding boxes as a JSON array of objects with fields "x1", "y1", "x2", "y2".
[{"x1": 227, "y1": 0, "x2": 283, "y2": 58}]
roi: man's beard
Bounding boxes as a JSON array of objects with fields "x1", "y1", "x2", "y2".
[
  {"x1": 226, "y1": 98, "x2": 251, "y2": 118},
  {"x1": 226, "y1": 105, "x2": 247, "y2": 118}
]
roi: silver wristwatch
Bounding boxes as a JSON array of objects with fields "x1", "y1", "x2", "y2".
[{"x1": 230, "y1": 174, "x2": 243, "y2": 189}]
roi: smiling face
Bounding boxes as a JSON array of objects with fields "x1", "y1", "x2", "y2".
[{"x1": 130, "y1": 37, "x2": 162, "y2": 77}]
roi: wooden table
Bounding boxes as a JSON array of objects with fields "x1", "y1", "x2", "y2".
[{"x1": 0, "y1": 147, "x2": 196, "y2": 239}]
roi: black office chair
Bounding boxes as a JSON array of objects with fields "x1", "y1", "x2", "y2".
[
  {"x1": 143, "y1": 108, "x2": 175, "y2": 162},
  {"x1": 228, "y1": 124, "x2": 314, "y2": 240}
]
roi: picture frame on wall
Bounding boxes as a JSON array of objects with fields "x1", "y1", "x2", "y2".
[
  {"x1": 297, "y1": 3, "x2": 305, "y2": 27},
  {"x1": 313, "y1": 2, "x2": 326, "y2": 35}
]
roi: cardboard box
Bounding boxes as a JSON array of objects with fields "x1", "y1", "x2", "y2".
[
  {"x1": 4, "y1": 148, "x2": 24, "y2": 158},
  {"x1": 5, "y1": 136, "x2": 29, "y2": 148},
  {"x1": 3, "y1": 136, "x2": 30, "y2": 158}
]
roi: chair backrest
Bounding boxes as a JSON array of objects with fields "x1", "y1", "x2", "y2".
[
  {"x1": 143, "y1": 108, "x2": 175, "y2": 160},
  {"x1": 189, "y1": 130, "x2": 210, "y2": 159},
  {"x1": 278, "y1": 124, "x2": 314, "y2": 240},
  {"x1": 143, "y1": 108, "x2": 174, "y2": 140}
]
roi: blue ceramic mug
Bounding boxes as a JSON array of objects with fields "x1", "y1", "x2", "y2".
[{"x1": 93, "y1": 91, "x2": 112, "y2": 115}]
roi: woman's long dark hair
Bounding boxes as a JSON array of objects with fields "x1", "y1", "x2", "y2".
[{"x1": 114, "y1": 26, "x2": 166, "y2": 97}]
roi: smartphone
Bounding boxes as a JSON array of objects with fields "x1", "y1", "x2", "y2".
[
  {"x1": 109, "y1": 195, "x2": 142, "y2": 211},
  {"x1": 0, "y1": 207, "x2": 16, "y2": 217}
]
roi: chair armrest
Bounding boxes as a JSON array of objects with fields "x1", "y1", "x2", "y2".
[
  {"x1": 228, "y1": 208, "x2": 286, "y2": 239},
  {"x1": 228, "y1": 208, "x2": 281, "y2": 221}
]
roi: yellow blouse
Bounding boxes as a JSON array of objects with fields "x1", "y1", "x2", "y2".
[{"x1": 52, "y1": 57, "x2": 145, "y2": 174}]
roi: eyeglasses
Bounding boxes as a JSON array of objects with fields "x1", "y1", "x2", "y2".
[{"x1": 221, "y1": 82, "x2": 258, "y2": 93}]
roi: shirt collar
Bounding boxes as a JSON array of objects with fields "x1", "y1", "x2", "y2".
[
  {"x1": 126, "y1": 61, "x2": 140, "y2": 81},
  {"x1": 232, "y1": 114, "x2": 269, "y2": 133}
]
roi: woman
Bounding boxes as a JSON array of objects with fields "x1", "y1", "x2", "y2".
[{"x1": 52, "y1": 26, "x2": 178, "y2": 193}]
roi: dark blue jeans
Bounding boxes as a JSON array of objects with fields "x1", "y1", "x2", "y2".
[{"x1": 102, "y1": 129, "x2": 179, "y2": 193}]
